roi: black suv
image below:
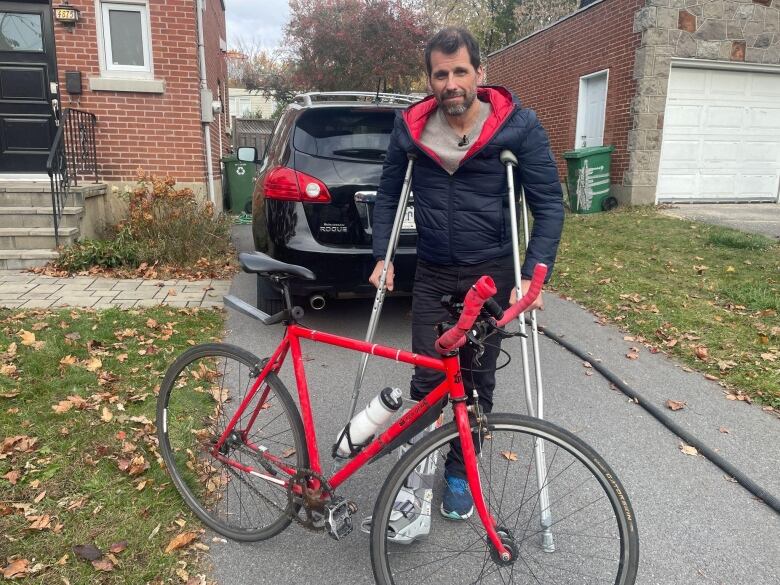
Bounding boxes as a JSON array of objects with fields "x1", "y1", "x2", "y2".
[{"x1": 243, "y1": 92, "x2": 419, "y2": 313}]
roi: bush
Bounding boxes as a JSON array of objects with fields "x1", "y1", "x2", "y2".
[
  {"x1": 56, "y1": 226, "x2": 141, "y2": 272},
  {"x1": 122, "y1": 171, "x2": 234, "y2": 266},
  {"x1": 55, "y1": 171, "x2": 235, "y2": 275}
]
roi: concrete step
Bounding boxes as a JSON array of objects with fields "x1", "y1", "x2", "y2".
[
  {"x1": 0, "y1": 227, "x2": 79, "y2": 249},
  {"x1": 0, "y1": 207, "x2": 83, "y2": 229},
  {"x1": 0, "y1": 249, "x2": 59, "y2": 270},
  {"x1": 0, "y1": 182, "x2": 105, "y2": 207}
]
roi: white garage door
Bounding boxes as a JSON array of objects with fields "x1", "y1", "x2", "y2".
[{"x1": 656, "y1": 66, "x2": 780, "y2": 203}]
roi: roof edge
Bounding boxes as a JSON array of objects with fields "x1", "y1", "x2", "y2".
[{"x1": 487, "y1": 0, "x2": 609, "y2": 58}]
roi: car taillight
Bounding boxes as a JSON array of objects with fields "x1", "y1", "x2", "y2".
[{"x1": 263, "y1": 167, "x2": 331, "y2": 203}]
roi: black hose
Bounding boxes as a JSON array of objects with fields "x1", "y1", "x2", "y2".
[{"x1": 531, "y1": 320, "x2": 780, "y2": 515}]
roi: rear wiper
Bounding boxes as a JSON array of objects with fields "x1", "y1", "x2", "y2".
[{"x1": 331, "y1": 148, "x2": 386, "y2": 160}]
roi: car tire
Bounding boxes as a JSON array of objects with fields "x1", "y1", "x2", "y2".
[{"x1": 256, "y1": 275, "x2": 285, "y2": 315}]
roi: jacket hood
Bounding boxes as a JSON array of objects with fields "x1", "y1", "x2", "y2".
[{"x1": 402, "y1": 86, "x2": 519, "y2": 165}]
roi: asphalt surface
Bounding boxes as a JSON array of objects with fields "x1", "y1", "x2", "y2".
[
  {"x1": 659, "y1": 203, "x2": 780, "y2": 239},
  {"x1": 208, "y1": 226, "x2": 779, "y2": 585}
]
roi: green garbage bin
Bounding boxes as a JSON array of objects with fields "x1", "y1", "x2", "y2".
[
  {"x1": 222, "y1": 154, "x2": 256, "y2": 214},
  {"x1": 562, "y1": 145, "x2": 617, "y2": 214}
]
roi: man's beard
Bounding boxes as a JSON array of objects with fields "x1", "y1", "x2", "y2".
[{"x1": 437, "y1": 88, "x2": 476, "y2": 116}]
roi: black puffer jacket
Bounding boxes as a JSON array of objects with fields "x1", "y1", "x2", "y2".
[{"x1": 372, "y1": 86, "x2": 564, "y2": 281}]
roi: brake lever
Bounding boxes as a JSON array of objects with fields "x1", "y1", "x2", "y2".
[{"x1": 465, "y1": 328, "x2": 485, "y2": 362}]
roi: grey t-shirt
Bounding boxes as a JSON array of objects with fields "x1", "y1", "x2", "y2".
[{"x1": 419, "y1": 99, "x2": 491, "y2": 175}]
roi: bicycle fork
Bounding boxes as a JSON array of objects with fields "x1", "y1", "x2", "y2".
[{"x1": 452, "y1": 400, "x2": 514, "y2": 562}]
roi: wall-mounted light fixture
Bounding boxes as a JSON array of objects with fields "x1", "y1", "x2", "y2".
[{"x1": 54, "y1": 2, "x2": 81, "y2": 27}]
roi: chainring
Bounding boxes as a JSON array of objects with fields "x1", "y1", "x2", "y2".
[{"x1": 286, "y1": 468, "x2": 335, "y2": 532}]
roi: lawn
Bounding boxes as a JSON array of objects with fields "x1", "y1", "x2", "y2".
[
  {"x1": 0, "y1": 306, "x2": 224, "y2": 583},
  {"x1": 550, "y1": 206, "x2": 779, "y2": 409}
]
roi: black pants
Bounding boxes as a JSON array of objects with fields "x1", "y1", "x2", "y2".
[{"x1": 410, "y1": 256, "x2": 516, "y2": 479}]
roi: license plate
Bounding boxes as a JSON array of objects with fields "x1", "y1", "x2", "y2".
[{"x1": 402, "y1": 206, "x2": 416, "y2": 231}]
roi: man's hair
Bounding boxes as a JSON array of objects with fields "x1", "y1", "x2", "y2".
[{"x1": 424, "y1": 27, "x2": 481, "y2": 77}]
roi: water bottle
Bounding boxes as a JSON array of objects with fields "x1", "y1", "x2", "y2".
[{"x1": 334, "y1": 387, "x2": 403, "y2": 459}]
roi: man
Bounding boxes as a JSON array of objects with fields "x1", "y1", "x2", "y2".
[{"x1": 370, "y1": 27, "x2": 564, "y2": 521}]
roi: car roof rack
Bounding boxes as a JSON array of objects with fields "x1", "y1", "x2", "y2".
[{"x1": 293, "y1": 91, "x2": 418, "y2": 106}]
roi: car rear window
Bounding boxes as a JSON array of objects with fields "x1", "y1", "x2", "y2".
[{"x1": 293, "y1": 108, "x2": 396, "y2": 161}]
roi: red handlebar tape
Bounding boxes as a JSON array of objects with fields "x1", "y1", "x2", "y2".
[{"x1": 434, "y1": 263, "x2": 548, "y2": 354}]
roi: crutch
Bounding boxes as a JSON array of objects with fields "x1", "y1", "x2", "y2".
[
  {"x1": 344, "y1": 153, "x2": 416, "y2": 434},
  {"x1": 500, "y1": 149, "x2": 555, "y2": 552}
]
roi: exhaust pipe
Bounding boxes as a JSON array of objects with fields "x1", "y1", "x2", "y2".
[{"x1": 309, "y1": 294, "x2": 326, "y2": 311}]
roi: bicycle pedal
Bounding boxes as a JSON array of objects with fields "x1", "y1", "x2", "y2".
[{"x1": 325, "y1": 497, "x2": 357, "y2": 541}]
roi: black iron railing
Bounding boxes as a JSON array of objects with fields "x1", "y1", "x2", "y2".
[{"x1": 46, "y1": 108, "x2": 99, "y2": 246}]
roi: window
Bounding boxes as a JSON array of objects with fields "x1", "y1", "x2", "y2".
[
  {"x1": 98, "y1": 1, "x2": 152, "y2": 75},
  {"x1": 0, "y1": 12, "x2": 44, "y2": 52},
  {"x1": 229, "y1": 97, "x2": 253, "y2": 117},
  {"x1": 293, "y1": 109, "x2": 396, "y2": 161}
]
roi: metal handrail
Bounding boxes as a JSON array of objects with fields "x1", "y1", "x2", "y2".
[
  {"x1": 46, "y1": 108, "x2": 99, "y2": 247},
  {"x1": 293, "y1": 91, "x2": 418, "y2": 106}
]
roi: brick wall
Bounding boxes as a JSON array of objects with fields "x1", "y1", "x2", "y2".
[
  {"x1": 486, "y1": 0, "x2": 645, "y2": 189},
  {"x1": 202, "y1": 0, "x2": 230, "y2": 189},
  {"x1": 53, "y1": 0, "x2": 228, "y2": 191}
]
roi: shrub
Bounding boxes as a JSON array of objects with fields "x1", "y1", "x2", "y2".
[
  {"x1": 55, "y1": 171, "x2": 235, "y2": 275},
  {"x1": 56, "y1": 226, "x2": 141, "y2": 272},
  {"x1": 121, "y1": 171, "x2": 234, "y2": 266}
]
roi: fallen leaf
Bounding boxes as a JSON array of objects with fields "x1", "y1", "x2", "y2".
[
  {"x1": 3, "y1": 470, "x2": 21, "y2": 485},
  {"x1": 665, "y1": 400, "x2": 686, "y2": 411},
  {"x1": 83, "y1": 357, "x2": 102, "y2": 372},
  {"x1": 679, "y1": 443, "x2": 698, "y2": 456},
  {"x1": 60, "y1": 355, "x2": 77, "y2": 366},
  {"x1": 281, "y1": 448, "x2": 296, "y2": 459},
  {"x1": 665, "y1": 339, "x2": 678, "y2": 348},
  {"x1": 0, "y1": 390, "x2": 20, "y2": 398},
  {"x1": 718, "y1": 427, "x2": 730, "y2": 434},
  {"x1": 2, "y1": 559, "x2": 29, "y2": 579},
  {"x1": 500, "y1": 451, "x2": 518, "y2": 461},
  {"x1": 73, "y1": 543, "x2": 102, "y2": 561},
  {"x1": 18, "y1": 330, "x2": 36, "y2": 346},
  {"x1": 725, "y1": 265, "x2": 735, "y2": 273},
  {"x1": 164, "y1": 531, "x2": 199, "y2": 554},
  {"x1": 117, "y1": 353, "x2": 128, "y2": 363},
  {"x1": 92, "y1": 558, "x2": 114, "y2": 572},
  {"x1": 27, "y1": 514, "x2": 52, "y2": 531},
  {"x1": 694, "y1": 346, "x2": 709, "y2": 361},
  {"x1": 626, "y1": 347, "x2": 640, "y2": 360},
  {"x1": 34, "y1": 490, "x2": 46, "y2": 503},
  {"x1": 101, "y1": 407, "x2": 113, "y2": 422},
  {"x1": 109, "y1": 541, "x2": 128, "y2": 554},
  {"x1": 704, "y1": 374, "x2": 719, "y2": 381},
  {"x1": 582, "y1": 361, "x2": 592, "y2": 369}
]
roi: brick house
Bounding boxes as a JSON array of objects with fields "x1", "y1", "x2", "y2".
[
  {"x1": 487, "y1": 0, "x2": 780, "y2": 207},
  {"x1": 0, "y1": 0, "x2": 229, "y2": 268}
]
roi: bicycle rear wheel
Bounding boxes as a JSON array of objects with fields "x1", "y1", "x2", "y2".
[
  {"x1": 370, "y1": 413, "x2": 638, "y2": 585},
  {"x1": 157, "y1": 343, "x2": 308, "y2": 541}
]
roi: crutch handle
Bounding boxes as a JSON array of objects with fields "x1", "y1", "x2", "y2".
[
  {"x1": 500, "y1": 150, "x2": 518, "y2": 167},
  {"x1": 495, "y1": 263, "x2": 547, "y2": 327}
]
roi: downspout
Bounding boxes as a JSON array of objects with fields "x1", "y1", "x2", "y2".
[{"x1": 196, "y1": 0, "x2": 216, "y2": 204}]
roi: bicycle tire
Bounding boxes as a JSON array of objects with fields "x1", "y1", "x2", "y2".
[
  {"x1": 370, "y1": 413, "x2": 639, "y2": 585},
  {"x1": 157, "y1": 343, "x2": 308, "y2": 541}
]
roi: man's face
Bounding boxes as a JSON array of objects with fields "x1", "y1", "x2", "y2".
[{"x1": 428, "y1": 46, "x2": 484, "y2": 116}]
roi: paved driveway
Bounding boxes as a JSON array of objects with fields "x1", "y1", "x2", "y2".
[
  {"x1": 659, "y1": 203, "x2": 780, "y2": 239},
  {"x1": 206, "y1": 227, "x2": 779, "y2": 585}
]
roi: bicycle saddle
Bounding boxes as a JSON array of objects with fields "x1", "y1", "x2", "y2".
[{"x1": 239, "y1": 252, "x2": 316, "y2": 280}]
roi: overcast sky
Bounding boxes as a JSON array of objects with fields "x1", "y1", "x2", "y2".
[{"x1": 224, "y1": 0, "x2": 290, "y2": 50}]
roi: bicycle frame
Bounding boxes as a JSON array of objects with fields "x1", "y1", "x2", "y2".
[{"x1": 212, "y1": 321, "x2": 509, "y2": 555}]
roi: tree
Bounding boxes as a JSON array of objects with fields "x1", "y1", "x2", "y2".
[
  {"x1": 226, "y1": 40, "x2": 299, "y2": 116},
  {"x1": 284, "y1": 0, "x2": 433, "y2": 93},
  {"x1": 411, "y1": 0, "x2": 577, "y2": 55}
]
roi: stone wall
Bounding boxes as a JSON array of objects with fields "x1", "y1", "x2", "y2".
[{"x1": 624, "y1": 0, "x2": 780, "y2": 204}]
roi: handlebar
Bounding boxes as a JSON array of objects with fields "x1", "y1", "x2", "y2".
[{"x1": 433, "y1": 263, "x2": 548, "y2": 354}]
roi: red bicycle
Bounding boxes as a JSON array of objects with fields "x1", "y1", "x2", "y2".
[{"x1": 157, "y1": 252, "x2": 638, "y2": 584}]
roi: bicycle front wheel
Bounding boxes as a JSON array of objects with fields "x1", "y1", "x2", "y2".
[
  {"x1": 370, "y1": 413, "x2": 638, "y2": 585},
  {"x1": 157, "y1": 343, "x2": 308, "y2": 541}
]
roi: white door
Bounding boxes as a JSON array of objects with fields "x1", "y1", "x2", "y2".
[
  {"x1": 574, "y1": 71, "x2": 608, "y2": 148},
  {"x1": 656, "y1": 66, "x2": 780, "y2": 203}
]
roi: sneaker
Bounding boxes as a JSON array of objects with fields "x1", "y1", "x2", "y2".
[
  {"x1": 360, "y1": 486, "x2": 433, "y2": 545},
  {"x1": 440, "y1": 474, "x2": 474, "y2": 520}
]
